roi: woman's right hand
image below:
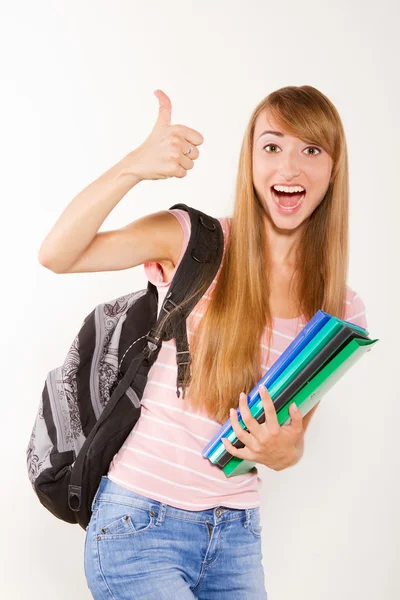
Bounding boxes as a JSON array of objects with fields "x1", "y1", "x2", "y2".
[{"x1": 122, "y1": 90, "x2": 204, "y2": 182}]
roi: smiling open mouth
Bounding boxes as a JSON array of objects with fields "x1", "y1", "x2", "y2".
[{"x1": 270, "y1": 186, "x2": 306, "y2": 209}]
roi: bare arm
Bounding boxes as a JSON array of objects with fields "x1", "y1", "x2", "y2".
[
  {"x1": 38, "y1": 89, "x2": 202, "y2": 275},
  {"x1": 55, "y1": 209, "x2": 184, "y2": 274},
  {"x1": 38, "y1": 158, "x2": 142, "y2": 273}
]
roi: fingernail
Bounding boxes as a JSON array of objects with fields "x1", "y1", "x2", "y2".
[{"x1": 291, "y1": 403, "x2": 298, "y2": 411}]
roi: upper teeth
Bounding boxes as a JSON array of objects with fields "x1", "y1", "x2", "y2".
[{"x1": 273, "y1": 185, "x2": 305, "y2": 193}]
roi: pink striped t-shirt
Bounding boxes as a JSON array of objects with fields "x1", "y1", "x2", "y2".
[{"x1": 107, "y1": 209, "x2": 368, "y2": 510}]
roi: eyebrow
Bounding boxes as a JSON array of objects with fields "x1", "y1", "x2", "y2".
[{"x1": 258, "y1": 130, "x2": 284, "y2": 139}]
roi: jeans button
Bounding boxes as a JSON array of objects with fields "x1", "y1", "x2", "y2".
[{"x1": 215, "y1": 508, "x2": 222, "y2": 518}]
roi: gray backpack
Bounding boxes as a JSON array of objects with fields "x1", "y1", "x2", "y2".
[{"x1": 26, "y1": 203, "x2": 224, "y2": 530}]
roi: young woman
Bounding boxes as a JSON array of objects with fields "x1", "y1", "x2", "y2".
[{"x1": 39, "y1": 86, "x2": 367, "y2": 599}]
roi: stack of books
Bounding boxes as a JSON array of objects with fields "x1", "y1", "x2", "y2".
[{"x1": 202, "y1": 310, "x2": 378, "y2": 477}]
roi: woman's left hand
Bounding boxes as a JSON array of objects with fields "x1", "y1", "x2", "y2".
[{"x1": 221, "y1": 384, "x2": 304, "y2": 471}]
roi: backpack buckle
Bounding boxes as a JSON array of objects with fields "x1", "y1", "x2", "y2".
[
  {"x1": 161, "y1": 295, "x2": 179, "y2": 315},
  {"x1": 68, "y1": 485, "x2": 81, "y2": 511},
  {"x1": 146, "y1": 332, "x2": 161, "y2": 353},
  {"x1": 176, "y1": 350, "x2": 191, "y2": 366}
]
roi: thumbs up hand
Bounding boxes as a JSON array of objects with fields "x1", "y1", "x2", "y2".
[{"x1": 122, "y1": 90, "x2": 204, "y2": 182}]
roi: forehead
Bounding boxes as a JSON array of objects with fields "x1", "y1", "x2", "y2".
[{"x1": 254, "y1": 110, "x2": 298, "y2": 141}]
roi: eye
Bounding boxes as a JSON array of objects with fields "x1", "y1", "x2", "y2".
[
  {"x1": 263, "y1": 144, "x2": 280, "y2": 153},
  {"x1": 304, "y1": 146, "x2": 321, "y2": 156},
  {"x1": 262, "y1": 144, "x2": 322, "y2": 156}
]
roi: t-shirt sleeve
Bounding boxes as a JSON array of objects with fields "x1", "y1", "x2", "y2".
[
  {"x1": 143, "y1": 209, "x2": 191, "y2": 287},
  {"x1": 344, "y1": 289, "x2": 368, "y2": 330}
]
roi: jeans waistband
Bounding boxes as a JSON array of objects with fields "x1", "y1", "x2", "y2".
[{"x1": 92, "y1": 476, "x2": 259, "y2": 526}]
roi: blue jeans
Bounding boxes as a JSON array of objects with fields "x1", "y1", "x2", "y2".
[{"x1": 84, "y1": 476, "x2": 268, "y2": 599}]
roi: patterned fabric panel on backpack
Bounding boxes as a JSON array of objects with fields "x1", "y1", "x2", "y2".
[{"x1": 26, "y1": 289, "x2": 148, "y2": 489}]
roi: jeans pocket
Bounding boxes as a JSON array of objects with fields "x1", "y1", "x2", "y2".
[
  {"x1": 96, "y1": 501, "x2": 155, "y2": 539},
  {"x1": 248, "y1": 508, "x2": 263, "y2": 539}
]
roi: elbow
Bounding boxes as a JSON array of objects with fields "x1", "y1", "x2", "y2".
[{"x1": 38, "y1": 252, "x2": 62, "y2": 273}]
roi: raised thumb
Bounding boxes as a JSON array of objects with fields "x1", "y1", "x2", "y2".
[{"x1": 154, "y1": 89, "x2": 172, "y2": 127}]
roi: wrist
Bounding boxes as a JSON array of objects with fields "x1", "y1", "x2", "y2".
[
  {"x1": 117, "y1": 152, "x2": 144, "y2": 185},
  {"x1": 289, "y1": 438, "x2": 304, "y2": 467},
  {"x1": 274, "y1": 439, "x2": 304, "y2": 471}
]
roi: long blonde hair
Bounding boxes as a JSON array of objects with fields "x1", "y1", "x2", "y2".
[{"x1": 163, "y1": 85, "x2": 349, "y2": 423}]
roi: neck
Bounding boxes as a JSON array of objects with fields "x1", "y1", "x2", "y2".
[{"x1": 263, "y1": 214, "x2": 305, "y2": 268}]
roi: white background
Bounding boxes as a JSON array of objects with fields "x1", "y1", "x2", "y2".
[{"x1": 1, "y1": 1, "x2": 399, "y2": 598}]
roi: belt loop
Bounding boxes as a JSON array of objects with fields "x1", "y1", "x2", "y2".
[
  {"x1": 155, "y1": 503, "x2": 167, "y2": 526},
  {"x1": 244, "y1": 508, "x2": 251, "y2": 528}
]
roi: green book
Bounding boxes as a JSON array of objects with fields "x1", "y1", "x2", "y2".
[
  {"x1": 209, "y1": 318, "x2": 363, "y2": 465},
  {"x1": 222, "y1": 336, "x2": 378, "y2": 477}
]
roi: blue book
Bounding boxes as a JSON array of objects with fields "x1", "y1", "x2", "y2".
[
  {"x1": 207, "y1": 320, "x2": 370, "y2": 464},
  {"x1": 201, "y1": 310, "x2": 368, "y2": 459}
]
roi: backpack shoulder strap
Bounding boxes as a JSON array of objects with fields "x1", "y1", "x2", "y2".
[
  {"x1": 146, "y1": 203, "x2": 224, "y2": 397},
  {"x1": 164, "y1": 202, "x2": 223, "y2": 316}
]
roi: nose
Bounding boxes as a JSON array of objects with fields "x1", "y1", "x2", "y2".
[
  {"x1": 278, "y1": 168, "x2": 301, "y2": 181},
  {"x1": 277, "y1": 153, "x2": 301, "y2": 180}
]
